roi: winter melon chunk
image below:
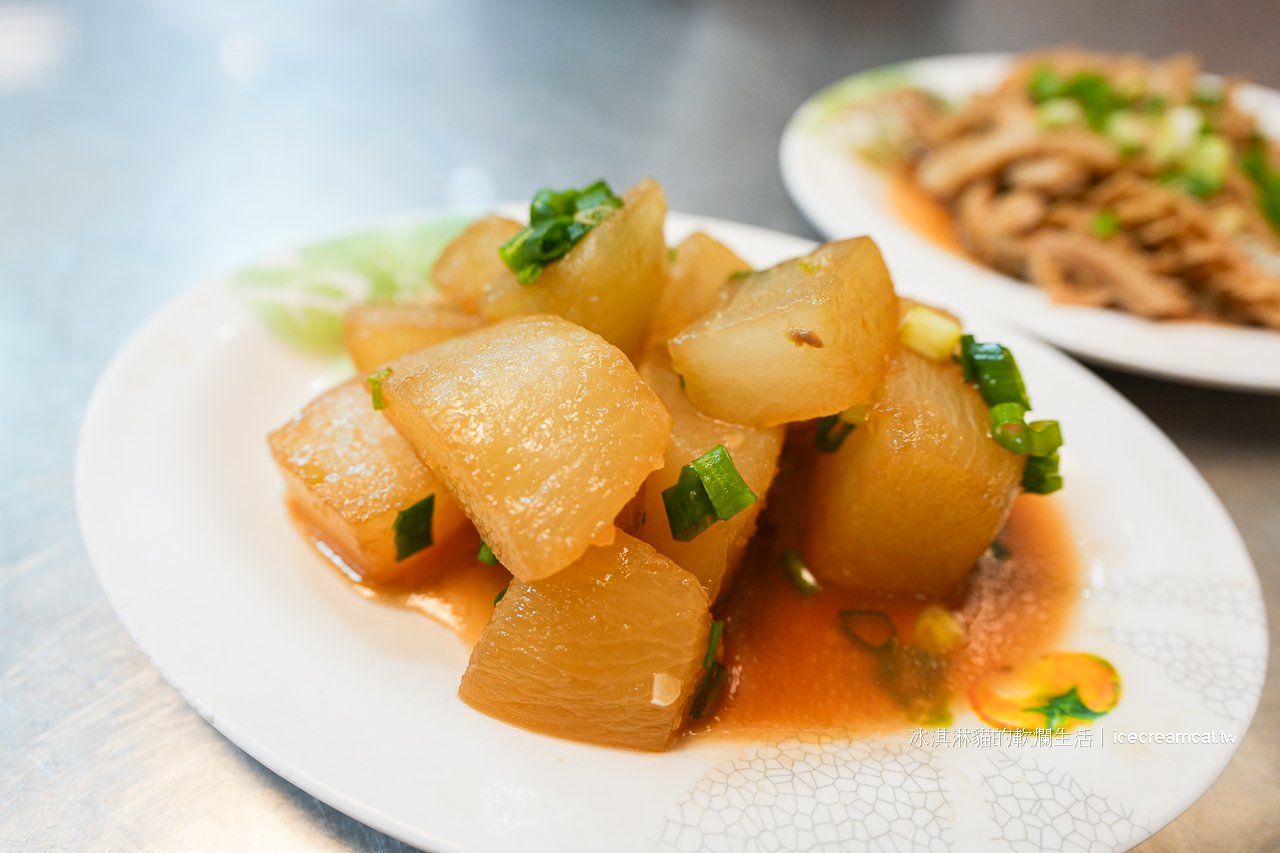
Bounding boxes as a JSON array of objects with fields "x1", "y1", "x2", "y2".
[
  {"x1": 379, "y1": 315, "x2": 672, "y2": 582},
  {"x1": 459, "y1": 530, "x2": 711, "y2": 751},
  {"x1": 669, "y1": 236, "x2": 897, "y2": 426},
  {"x1": 803, "y1": 346, "x2": 1025, "y2": 595},
  {"x1": 632, "y1": 358, "x2": 784, "y2": 601},
  {"x1": 432, "y1": 215, "x2": 523, "y2": 313},
  {"x1": 478, "y1": 179, "x2": 669, "y2": 360},
  {"x1": 268, "y1": 378, "x2": 471, "y2": 586},
  {"x1": 646, "y1": 232, "x2": 750, "y2": 353},
  {"x1": 343, "y1": 303, "x2": 483, "y2": 372}
]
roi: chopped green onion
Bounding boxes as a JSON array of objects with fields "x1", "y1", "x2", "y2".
[
  {"x1": 668, "y1": 246, "x2": 678, "y2": 264},
  {"x1": 1027, "y1": 66, "x2": 1065, "y2": 102},
  {"x1": 704, "y1": 620, "x2": 723, "y2": 668},
  {"x1": 477, "y1": 542, "x2": 499, "y2": 565},
  {"x1": 1151, "y1": 105, "x2": 1203, "y2": 165},
  {"x1": 1060, "y1": 72, "x2": 1126, "y2": 131},
  {"x1": 1104, "y1": 110, "x2": 1149, "y2": 156},
  {"x1": 493, "y1": 585, "x2": 508, "y2": 606},
  {"x1": 1028, "y1": 68, "x2": 1127, "y2": 131},
  {"x1": 900, "y1": 304, "x2": 963, "y2": 361},
  {"x1": 959, "y1": 336, "x2": 1031, "y2": 409},
  {"x1": 690, "y1": 445, "x2": 758, "y2": 521},
  {"x1": 782, "y1": 549, "x2": 822, "y2": 595},
  {"x1": 367, "y1": 367, "x2": 392, "y2": 410},
  {"x1": 815, "y1": 414, "x2": 855, "y2": 453},
  {"x1": 1242, "y1": 136, "x2": 1280, "y2": 234},
  {"x1": 1173, "y1": 134, "x2": 1232, "y2": 197},
  {"x1": 662, "y1": 464, "x2": 717, "y2": 542},
  {"x1": 1022, "y1": 451, "x2": 1064, "y2": 494},
  {"x1": 1090, "y1": 209, "x2": 1121, "y2": 239},
  {"x1": 989, "y1": 402, "x2": 1031, "y2": 454},
  {"x1": 839, "y1": 609, "x2": 897, "y2": 652},
  {"x1": 1027, "y1": 420, "x2": 1064, "y2": 457},
  {"x1": 662, "y1": 446, "x2": 757, "y2": 541},
  {"x1": 393, "y1": 494, "x2": 434, "y2": 560},
  {"x1": 498, "y1": 180, "x2": 623, "y2": 283},
  {"x1": 1037, "y1": 97, "x2": 1085, "y2": 129},
  {"x1": 690, "y1": 662, "x2": 727, "y2": 720},
  {"x1": 989, "y1": 404, "x2": 1063, "y2": 457},
  {"x1": 727, "y1": 269, "x2": 753, "y2": 280}
]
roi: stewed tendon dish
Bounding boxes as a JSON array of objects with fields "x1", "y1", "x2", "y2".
[
  {"x1": 830, "y1": 49, "x2": 1280, "y2": 327},
  {"x1": 269, "y1": 178, "x2": 1119, "y2": 752}
]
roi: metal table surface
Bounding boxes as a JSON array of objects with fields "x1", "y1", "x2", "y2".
[{"x1": 2, "y1": 1, "x2": 1277, "y2": 850}]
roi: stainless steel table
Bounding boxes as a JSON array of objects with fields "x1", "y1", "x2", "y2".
[{"x1": 2, "y1": 1, "x2": 1276, "y2": 850}]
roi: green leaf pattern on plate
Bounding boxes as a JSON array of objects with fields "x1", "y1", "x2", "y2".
[{"x1": 231, "y1": 215, "x2": 474, "y2": 356}]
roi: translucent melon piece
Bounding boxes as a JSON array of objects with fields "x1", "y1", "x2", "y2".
[
  {"x1": 803, "y1": 346, "x2": 1025, "y2": 596},
  {"x1": 668, "y1": 236, "x2": 897, "y2": 426},
  {"x1": 478, "y1": 179, "x2": 669, "y2": 360},
  {"x1": 432, "y1": 215, "x2": 523, "y2": 313},
  {"x1": 268, "y1": 378, "x2": 471, "y2": 586},
  {"x1": 343, "y1": 303, "x2": 484, "y2": 372},
  {"x1": 379, "y1": 315, "x2": 672, "y2": 582},
  {"x1": 633, "y1": 358, "x2": 784, "y2": 601},
  {"x1": 646, "y1": 232, "x2": 750, "y2": 353},
  {"x1": 459, "y1": 530, "x2": 711, "y2": 751}
]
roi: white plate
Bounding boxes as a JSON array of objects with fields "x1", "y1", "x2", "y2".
[
  {"x1": 77, "y1": 211, "x2": 1267, "y2": 853},
  {"x1": 780, "y1": 53, "x2": 1280, "y2": 393}
]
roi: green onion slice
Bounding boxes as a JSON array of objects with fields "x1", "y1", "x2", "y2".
[
  {"x1": 782, "y1": 549, "x2": 822, "y2": 595},
  {"x1": 839, "y1": 609, "x2": 897, "y2": 652},
  {"x1": 393, "y1": 494, "x2": 434, "y2": 560},
  {"x1": 959, "y1": 335, "x2": 1031, "y2": 409},
  {"x1": 989, "y1": 402, "x2": 1030, "y2": 454},
  {"x1": 477, "y1": 542, "x2": 499, "y2": 565},
  {"x1": 815, "y1": 414, "x2": 855, "y2": 453},
  {"x1": 1022, "y1": 451, "x2": 1064, "y2": 494},
  {"x1": 704, "y1": 620, "x2": 724, "y2": 668},
  {"x1": 690, "y1": 662, "x2": 727, "y2": 720},
  {"x1": 661, "y1": 464, "x2": 717, "y2": 542},
  {"x1": 1090, "y1": 209, "x2": 1120, "y2": 239},
  {"x1": 493, "y1": 585, "x2": 508, "y2": 606},
  {"x1": 498, "y1": 180, "x2": 623, "y2": 283},
  {"x1": 367, "y1": 367, "x2": 392, "y2": 411},
  {"x1": 690, "y1": 445, "x2": 758, "y2": 521}
]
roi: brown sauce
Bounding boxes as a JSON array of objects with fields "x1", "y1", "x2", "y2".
[
  {"x1": 691, "y1": 494, "x2": 1079, "y2": 738},
  {"x1": 289, "y1": 507, "x2": 511, "y2": 647},
  {"x1": 293, "y1": 489, "x2": 1078, "y2": 738}
]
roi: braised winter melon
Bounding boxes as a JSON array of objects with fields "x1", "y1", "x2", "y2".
[
  {"x1": 342, "y1": 303, "x2": 484, "y2": 372},
  {"x1": 478, "y1": 179, "x2": 669, "y2": 360},
  {"x1": 268, "y1": 378, "x2": 471, "y2": 586},
  {"x1": 803, "y1": 346, "x2": 1025, "y2": 595},
  {"x1": 646, "y1": 232, "x2": 750, "y2": 353},
  {"x1": 431, "y1": 215, "x2": 523, "y2": 313},
  {"x1": 669, "y1": 236, "x2": 897, "y2": 426},
  {"x1": 632, "y1": 358, "x2": 784, "y2": 601},
  {"x1": 459, "y1": 530, "x2": 711, "y2": 751},
  {"x1": 378, "y1": 315, "x2": 672, "y2": 582}
]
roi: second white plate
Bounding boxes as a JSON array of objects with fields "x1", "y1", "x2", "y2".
[{"x1": 780, "y1": 52, "x2": 1280, "y2": 393}]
